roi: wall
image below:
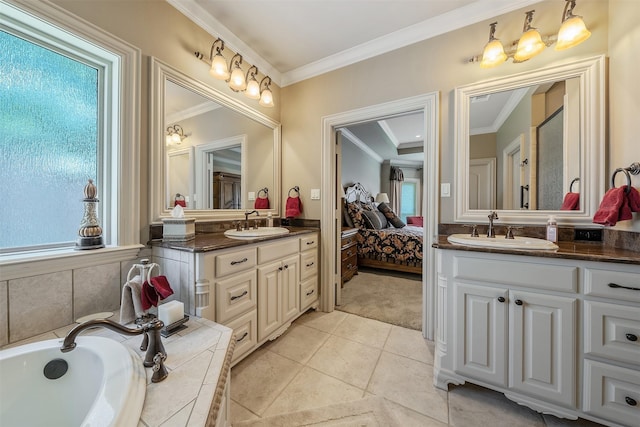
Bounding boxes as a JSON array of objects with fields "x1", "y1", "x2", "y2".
[
  {"x1": 341, "y1": 139, "x2": 382, "y2": 197},
  {"x1": 280, "y1": 0, "x2": 612, "y2": 224}
]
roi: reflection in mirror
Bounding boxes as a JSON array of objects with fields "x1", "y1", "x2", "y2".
[
  {"x1": 455, "y1": 55, "x2": 605, "y2": 225},
  {"x1": 150, "y1": 58, "x2": 281, "y2": 222}
]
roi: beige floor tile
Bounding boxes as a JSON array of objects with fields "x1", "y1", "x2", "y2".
[
  {"x1": 263, "y1": 366, "x2": 366, "y2": 416},
  {"x1": 332, "y1": 313, "x2": 392, "y2": 348},
  {"x1": 307, "y1": 334, "x2": 381, "y2": 389},
  {"x1": 367, "y1": 351, "x2": 449, "y2": 424},
  {"x1": 230, "y1": 400, "x2": 259, "y2": 424},
  {"x1": 294, "y1": 309, "x2": 348, "y2": 333},
  {"x1": 230, "y1": 347, "x2": 303, "y2": 415},
  {"x1": 384, "y1": 325, "x2": 434, "y2": 365},
  {"x1": 385, "y1": 400, "x2": 448, "y2": 427},
  {"x1": 263, "y1": 323, "x2": 330, "y2": 364},
  {"x1": 448, "y1": 383, "x2": 545, "y2": 427}
]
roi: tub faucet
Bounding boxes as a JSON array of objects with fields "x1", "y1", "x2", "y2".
[
  {"x1": 60, "y1": 318, "x2": 168, "y2": 382},
  {"x1": 487, "y1": 211, "x2": 499, "y2": 238},
  {"x1": 244, "y1": 210, "x2": 259, "y2": 229}
]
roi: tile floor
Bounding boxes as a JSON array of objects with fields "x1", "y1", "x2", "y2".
[{"x1": 230, "y1": 310, "x2": 604, "y2": 426}]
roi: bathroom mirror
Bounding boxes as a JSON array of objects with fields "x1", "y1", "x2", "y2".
[
  {"x1": 454, "y1": 55, "x2": 605, "y2": 225},
  {"x1": 149, "y1": 58, "x2": 281, "y2": 222}
]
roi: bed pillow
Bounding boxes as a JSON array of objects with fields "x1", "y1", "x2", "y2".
[
  {"x1": 342, "y1": 202, "x2": 354, "y2": 228},
  {"x1": 346, "y1": 201, "x2": 367, "y2": 229},
  {"x1": 377, "y1": 202, "x2": 405, "y2": 228},
  {"x1": 361, "y1": 210, "x2": 388, "y2": 229}
]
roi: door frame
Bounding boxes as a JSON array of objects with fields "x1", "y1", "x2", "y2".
[{"x1": 320, "y1": 92, "x2": 439, "y2": 340}]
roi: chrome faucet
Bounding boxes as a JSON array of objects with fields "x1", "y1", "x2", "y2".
[
  {"x1": 487, "y1": 211, "x2": 499, "y2": 238},
  {"x1": 60, "y1": 318, "x2": 168, "y2": 382},
  {"x1": 244, "y1": 210, "x2": 259, "y2": 229}
]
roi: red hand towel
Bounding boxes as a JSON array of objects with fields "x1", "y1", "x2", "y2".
[
  {"x1": 141, "y1": 280, "x2": 158, "y2": 310},
  {"x1": 627, "y1": 186, "x2": 640, "y2": 212},
  {"x1": 254, "y1": 197, "x2": 270, "y2": 209},
  {"x1": 560, "y1": 192, "x2": 580, "y2": 210},
  {"x1": 174, "y1": 200, "x2": 186, "y2": 207},
  {"x1": 150, "y1": 275, "x2": 174, "y2": 299},
  {"x1": 286, "y1": 196, "x2": 302, "y2": 218},
  {"x1": 593, "y1": 187, "x2": 627, "y2": 226}
]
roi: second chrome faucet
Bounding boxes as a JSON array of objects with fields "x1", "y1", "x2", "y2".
[{"x1": 486, "y1": 211, "x2": 499, "y2": 238}]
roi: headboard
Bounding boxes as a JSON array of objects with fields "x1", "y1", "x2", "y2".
[{"x1": 344, "y1": 183, "x2": 372, "y2": 204}]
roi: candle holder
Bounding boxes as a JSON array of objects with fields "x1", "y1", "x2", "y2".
[{"x1": 75, "y1": 179, "x2": 105, "y2": 250}]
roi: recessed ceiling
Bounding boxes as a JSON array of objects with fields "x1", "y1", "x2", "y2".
[{"x1": 169, "y1": 0, "x2": 542, "y2": 86}]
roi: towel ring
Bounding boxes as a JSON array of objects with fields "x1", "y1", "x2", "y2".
[
  {"x1": 257, "y1": 187, "x2": 268, "y2": 197},
  {"x1": 569, "y1": 177, "x2": 580, "y2": 193},
  {"x1": 611, "y1": 162, "x2": 640, "y2": 194},
  {"x1": 288, "y1": 186, "x2": 300, "y2": 197}
]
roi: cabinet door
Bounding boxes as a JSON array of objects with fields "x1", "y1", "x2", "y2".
[
  {"x1": 509, "y1": 290, "x2": 576, "y2": 407},
  {"x1": 281, "y1": 254, "x2": 300, "y2": 324},
  {"x1": 454, "y1": 282, "x2": 508, "y2": 387},
  {"x1": 258, "y1": 261, "x2": 281, "y2": 341}
]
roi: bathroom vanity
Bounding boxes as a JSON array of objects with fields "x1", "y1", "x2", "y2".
[
  {"x1": 434, "y1": 238, "x2": 640, "y2": 427},
  {"x1": 152, "y1": 228, "x2": 319, "y2": 364}
]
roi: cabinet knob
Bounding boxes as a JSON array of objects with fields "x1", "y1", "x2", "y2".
[
  {"x1": 626, "y1": 333, "x2": 638, "y2": 342},
  {"x1": 497, "y1": 296, "x2": 506, "y2": 303},
  {"x1": 514, "y1": 299, "x2": 523, "y2": 306},
  {"x1": 625, "y1": 396, "x2": 637, "y2": 406}
]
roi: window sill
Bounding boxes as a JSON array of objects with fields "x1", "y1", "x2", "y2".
[{"x1": 0, "y1": 244, "x2": 144, "y2": 281}]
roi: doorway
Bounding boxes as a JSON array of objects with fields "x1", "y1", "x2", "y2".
[{"x1": 319, "y1": 93, "x2": 439, "y2": 340}]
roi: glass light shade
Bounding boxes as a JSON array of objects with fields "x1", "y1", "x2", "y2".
[
  {"x1": 555, "y1": 16, "x2": 591, "y2": 50},
  {"x1": 480, "y1": 39, "x2": 507, "y2": 68},
  {"x1": 229, "y1": 66, "x2": 246, "y2": 91},
  {"x1": 259, "y1": 88, "x2": 274, "y2": 107},
  {"x1": 165, "y1": 135, "x2": 172, "y2": 145},
  {"x1": 209, "y1": 54, "x2": 229, "y2": 79},
  {"x1": 245, "y1": 78, "x2": 261, "y2": 99},
  {"x1": 171, "y1": 133, "x2": 181, "y2": 144},
  {"x1": 514, "y1": 29, "x2": 546, "y2": 62}
]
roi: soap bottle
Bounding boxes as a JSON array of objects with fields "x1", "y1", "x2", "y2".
[
  {"x1": 546, "y1": 215, "x2": 557, "y2": 242},
  {"x1": 267, "y1": 212, "x2": 273, "y2": 227}
]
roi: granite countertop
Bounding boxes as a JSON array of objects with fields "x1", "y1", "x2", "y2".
[
  {"x1": 433, "y1": 235, "x2": 640, "y2": 265},
  {"x1": 151, "y1": 226, "x2": 318, "y2": 253}
]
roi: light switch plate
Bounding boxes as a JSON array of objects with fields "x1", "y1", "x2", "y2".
[
  {"x1": 441, "y1": 183, "x2": 451, "y2": 197},
  {"x1": 248, "y1": 192, "x2": 256, "y2": 201},
  {"x1": 311, "y1": 189, "x2": 321, "y2": 200}
]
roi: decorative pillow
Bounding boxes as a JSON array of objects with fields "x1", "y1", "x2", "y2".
[
  {"x1": 377, "y1": 202, "x2": 406, "y2": 228},
  {"x1": 346, "y1": 202, "x2": 366, "y2": 229},
  {"x1": 361, "y1": 210, "x2": 388, "y2": 229},
  {"x1": 342, "y1": 203, "x2": 354, "y2": 228}
]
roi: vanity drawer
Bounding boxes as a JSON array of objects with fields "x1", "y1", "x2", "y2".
[
  {"x1": 300, "y1": 276, "x2": 318, "y2": 310},
  {"x1": 300, "y1": 234, "x2": 318, "y2": 251},
  {"x1": 227, "y1": 310, "x2": 258, "y2": 363},
  {"x1": 584, "y1": 301, "x2": 640, "y2": 365},
  {"x1": 584, "y1": 267, "x2": 640, "y2": 303},
  {"x1": 583, "y1": 359, "x2": 640, "y2": 427},
  {"x1": 300, "y1": 251, "x2": 318, "y2": 280},
  {"x1": 453, "y1": 255, "x2": 578, "y2": 292},
  {"x1": 258, "y1": 238, "x2": 298, "y2": 264},
  {"x1": 216, "y1": 247, "x2": 257, "y2": 278},
  {"x1": 216, "y1": 270, "x2": 257, "y2": 323}
]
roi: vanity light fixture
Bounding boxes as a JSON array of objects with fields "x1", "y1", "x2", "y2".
[
  {"x1": 555, "y1": 0, "x2": 591, "y2": 50},
  {"x1": 166, "y1": 124, "x2": 187, "y2": 146},
  {"x1": 208, "y1": 38, "x2": 229, "y2": 80},
  {"x1": 244, "y1": 66, "x2": 261, "y2": 100},
  {"x1": 469, "y1": 0, "x2": 590, "y2": 68},
  {"x1": 228, "y1": 54, "x2": 246, "y2": 92},
  {"x1": 259, "y1": 77, "x2": 274, "y2": 108}
]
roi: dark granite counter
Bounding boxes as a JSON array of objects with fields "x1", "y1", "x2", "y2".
[
  {"x1": 151, "y1": 227, "x2": 318, "y2": 253},
  {"x1": 433, "y1": 235, "x2": 640, "y2": 265}
]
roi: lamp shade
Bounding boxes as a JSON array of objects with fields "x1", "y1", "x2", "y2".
[
  {"x1": 209, "y1": 54, "x2": 229, "y2": 80},
  {"x1": 229, "y1": 66, "x2": 246, "y2": 91},
  {"x1": 514, "y1": 29, "x2": 546, "y2": 62},
  {"x1": 375, "y1": 193, "x2": 390, "y2": 203},
  {"x1": 259, "y1": 87, "x2": 274, "y2": 107},
  {"x1": 245, "y1": 78, "x2": 261, "y2": 99},
  {"x1": 480, "y1": 39, "x2": 507, "y2": 68},
  {"x1": 555, "y1": 16, "x2": 591, "y2": 50}
]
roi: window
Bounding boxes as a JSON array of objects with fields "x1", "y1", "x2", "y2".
[
  {"x1": 0, "y1": 0, "x2": 140, "y2": 257},
  {"x1": 400, "y1": 178, "x2": 421, "y2": 223}
]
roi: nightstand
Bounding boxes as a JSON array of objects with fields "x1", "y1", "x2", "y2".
[{"x1": 341, "y1": 227, "x2": 358, "y2": 285}]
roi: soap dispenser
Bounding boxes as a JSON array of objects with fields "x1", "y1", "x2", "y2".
[
  {"x1": 546, "y1": 215, "x2": 558, "y2": 243},
  {"x1": 267, "y1": 212, "x2": 273, "y2": 227}
]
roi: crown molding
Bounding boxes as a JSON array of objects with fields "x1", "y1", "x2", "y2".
[{"x1": 340, "y1": 128, "x2": 384, "y2": 164}]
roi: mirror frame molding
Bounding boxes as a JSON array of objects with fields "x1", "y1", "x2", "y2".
[
  {"x1": 149, "y1": 57, "x2": 281, "y2": 222},
  {"x1": 454, "y1": 55, "x2": 606, "y2": 225}
]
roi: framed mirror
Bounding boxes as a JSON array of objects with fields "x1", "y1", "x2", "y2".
[
  {"x1": 454, "y1": 55, "x2": 605, "y2": 225},
  {"x1": 149, "y1": 57, "x2": 281, "y2": 222}
]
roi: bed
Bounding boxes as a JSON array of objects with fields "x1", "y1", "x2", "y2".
[{"x1": 343, "y1": 183, "x2": 423, "y2": 274}]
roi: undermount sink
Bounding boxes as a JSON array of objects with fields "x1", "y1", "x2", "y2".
[
  {"x1": 224, "y1": 227, "x2": 290, "y2": 239},
  {"x1": 447, "y1": 234, "x2": 558, "y2": 250}
]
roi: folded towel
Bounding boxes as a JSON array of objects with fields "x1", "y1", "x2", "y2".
[
  {"x1": 593, "y1": 186, "x2": 631, "y2": 226},
  {"x1": 628, "y1": 186, "x2": 640, "y2": 211},
  {"x1": 141, "y1": 280, "x2": 159, "y2": 311},
  {"x1": 120, "y1": 275, "x2": 144, "y2": 324},
  {"x1": 286, "y1": 196, "x2": 303, "y2": 218},
  {"x1": 150, "y1": 275, "x2": 174, "y2": 299},
  {"x1": 254, "y1": 196, "x2": 270, "y2": 209},
  {"x1": 560, "y1": 192, "x2": 580, "y2": 210}
]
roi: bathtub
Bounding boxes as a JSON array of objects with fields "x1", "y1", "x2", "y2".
[{"x1": 0, "y1": 335, "x2": 146, "y2": 427}]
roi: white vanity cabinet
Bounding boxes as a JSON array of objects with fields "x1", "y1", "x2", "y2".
[{"x1": 435, "y1": 249, "x2": 640, "y2": 425}]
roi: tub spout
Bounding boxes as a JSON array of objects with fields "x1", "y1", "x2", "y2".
[{"x1": 61, "y1": 318, "x2": 167, "y2": 373}]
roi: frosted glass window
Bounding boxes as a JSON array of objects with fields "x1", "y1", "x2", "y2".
[{"x1": 0, "y1": 30, "x2": 98, "y2": 250}]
